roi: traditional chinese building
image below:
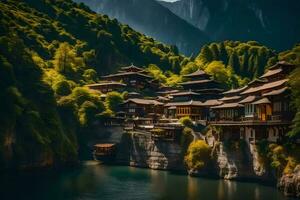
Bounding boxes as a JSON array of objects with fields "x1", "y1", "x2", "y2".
[
  {"x1": 180, "y1": 69, "x2": 224, "y2": 99},
  {"x1": 122, "y1": 98, "x2": 164, "y2": 119},
  {"x1": 162, "y1": 69, "x2": 223, "y2": 120},
  {"x1": 210, "y1": 61, "x2": 295, "y2": 144},
  {"x1": 101, "y1": 64, "x2": 159, "y2": 91}
]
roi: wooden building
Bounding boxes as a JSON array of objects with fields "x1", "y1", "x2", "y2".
[
  {"x1": 210, "y1": 62, "x2": 295, "y2": 144},
  {"x1": 164, "y1": 99, "x2": 221, "y2": 121},
  {"x1": 180, "y1": 69, "x2": 224, "y2": 99},
  {"x1": 122, "y1": 98, "x2": 164, "y2": 119},
  {"x1": 101, "y1": 64, "x2": 159, "y2": 91}
]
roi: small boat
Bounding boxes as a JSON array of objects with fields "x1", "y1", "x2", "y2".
[{"x1": 93, "y1": 143, "x2": 117, "y2": 163}]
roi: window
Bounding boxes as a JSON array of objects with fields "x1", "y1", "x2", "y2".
[
  {"x1": 273, "y1": 102, "x2": 282, "y2": 112},
  {"x1": 129, "y1": 108, "x2": 135, "y2": 113}
]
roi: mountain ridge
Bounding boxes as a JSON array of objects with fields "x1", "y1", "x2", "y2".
[
  {"x1": 74, "y1": 0, "x2": 210, "y2": 55},
  {"x1": 158, "y1": 0, "x2": 300, "y2": 51}
]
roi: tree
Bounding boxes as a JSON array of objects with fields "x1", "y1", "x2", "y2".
[
  {"x1": 218, "y1": 42, "x2": 228, "y2": 64},
  {"x1": 205, "y1": 61, "x2": 231, "y2": 86},
  {"x1": 105, "y1": 92, "x2": 124, "y2": 113},
  {"x1": 53, "y1": 42, "x2": 84, "y2": 75},
  {"x1": 197, "y1": 45, "x2": 214, "y2": 64},
  {"x1": 228, "y1": 50, "x2": 241, "y2": 74},
  {"x1": 53, "y1": 80, "x2": 72, "y2": 96},
  {"x1": 210, "y1": 43, "x2": 219, "y2": 60}
]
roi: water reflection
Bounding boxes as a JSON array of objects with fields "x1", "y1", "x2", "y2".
[{"x1": 0, "y1": 163, "x2": 296, "y2": 200}]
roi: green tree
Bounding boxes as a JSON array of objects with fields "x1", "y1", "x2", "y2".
[
  {"x1": 205, "y1": 61, "x2": 231, "y2": 86},
  {"x1": 53, "y1": 42, "x2": 84, "y2": 75},
  {"x1": 105, "y1": 91, "x2": 124, "y2": 113},
  {"x1": 228, "y1": 51, "x2": 241, "y2": 74},
  {"x1": 53, "y1": 80, "x2": 72, "y2": 96},
  {"x1": 218, "y1": 42, "x2": 228, "y2": 64},
  {"x1": 197, "y1": 45, "x2": 214, "y2": 64},
  {"x1": 210, "y1": 43, "x2": 219, "y2": 60}
]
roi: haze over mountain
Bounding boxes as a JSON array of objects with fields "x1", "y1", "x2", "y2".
[
  {"x1": 74, "y1": 0, "x2": 209, "y2": 55},
  {"x1": 159, "y1": 0, "x2": 300, "y2": 51}
]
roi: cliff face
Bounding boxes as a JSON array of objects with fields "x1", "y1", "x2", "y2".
[
  {"x1": 216, "y1": 142, "x2": 274, "y2": 181},
  {"x1": 278, "y1": 165, "x2": 300, "y2": 198},
  {"x1": 159, "y1": 0, "x2": 300, "y2": 50},
  {"x1": 116, "y1": 132, "x2": 184, "y2": 170}
]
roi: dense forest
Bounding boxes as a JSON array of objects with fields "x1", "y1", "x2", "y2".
[{"x1": 0, "y1": 0, "x2": 299, "y2": 169}]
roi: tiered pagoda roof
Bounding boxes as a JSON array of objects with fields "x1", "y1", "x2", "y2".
[
  {"x1": 180, "y1": 69, "x2": 223, "y2": 95},
  {"x1": 102, "y1": 71, "x2": 152, "y2": 79}
]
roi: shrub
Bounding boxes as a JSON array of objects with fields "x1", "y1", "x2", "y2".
[
  {"x1": 185, "y1": 140, "x2": 211, "y2": 170},
  {"x1": 105, "y1": 91, "x2": 124, "y2": 113},
  {"x1": 179, "y1": 116, "x2": 194, "y2": 128}
]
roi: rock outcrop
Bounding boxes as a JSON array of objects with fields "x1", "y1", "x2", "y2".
[
  {"x1": 116, "y1": 132, "x2": 183, "y2": 170},
  {"x1": 278, "y1": 165, "x2": 300, "y2": 198},
  {"x1": 215, "y1": 142, "x2": 274, "y2": 181}
]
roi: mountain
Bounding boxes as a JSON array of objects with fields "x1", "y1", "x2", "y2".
[
  {"x1": 74, "y1": 0, "x2": 209, "y2": 55},
  {"x1": 159, "y1": 0, "x2": 300, "y2": 51}
]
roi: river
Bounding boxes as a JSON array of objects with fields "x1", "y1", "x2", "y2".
[{"x1": 0, "y1": 161, "x2": 296, "y2": 200}]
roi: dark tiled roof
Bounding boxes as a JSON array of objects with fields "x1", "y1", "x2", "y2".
[
  {"x1": 201, "y1": 99, "x2": 223, "y2": 106},
  {"x1": 165, "y1": 100, "x2": 203, "y2": 107},
  {"x1": 86, "y1": 81, "x2": 127, "y2": 87},
  {"x1": 260, "y1": 68, "x2": 283, "y2": 78},
  {"x1": 239, "y1": 95, "x2": 257, "y2": 104},
  {"x1": 157, "y1": 90, "x2": 180, "y2": 95},
  {"x1": 268, "y1": 61, "x2": 295, "y2": 70},
  {"x1": 248, "y1": 78, "x2": 268, "y2": 86},
  {"x1": 223, "y1": 86, "x2": 248, "y2": 95},
  {"x1": 180, "y1": 79, "x2": 213, "y2": 85},
  {"x1": 169, "y1": 91, "x2": 200, "y2": 96},
  {"x1": 241, "y1": 79, "x2": 288, "y2": 95},
  {"x1": 219, "y1": 96, "x2": 241, "y2": 101},
  {"x1": 262, "y1": 87, "x2": 288, "y2": 97},
  {"x1": 194, "y1": 88, "x2": 224, "y2": 93},
  {"x1": 102, "y1": 72, "x2": 152, "y2": 79},
  {"x1": 212, "y1": 103, "x2": 244, "y2": 109},
  {"x1": 183, "y1": 69, "x2": 208, "y2": 77},
  {"x1": 252, "y1": 97, "x2": 271, "y2": 105},
  {"x1": 124, "y1": 98, "x2": 163, "y2": 105}
]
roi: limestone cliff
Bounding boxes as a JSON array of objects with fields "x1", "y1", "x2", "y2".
[
  {"x1": 116, "y1": 132, "x2": 184, "y2": 170},
  {"x1": 278, "y1": 165, "x2": 300, "y2": 198}
]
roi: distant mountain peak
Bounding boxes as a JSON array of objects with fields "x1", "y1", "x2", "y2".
[{"x1": 75, "y1": 0, "x2": 209, "y2": 55}]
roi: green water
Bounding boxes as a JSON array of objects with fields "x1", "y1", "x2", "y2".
[{"x1": 0, "y1": 161, "x2": 296, "y2": 200}]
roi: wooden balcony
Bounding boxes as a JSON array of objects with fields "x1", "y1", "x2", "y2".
[{"x1": 209, "y1": 114, "x2": 292, "y2": 126}]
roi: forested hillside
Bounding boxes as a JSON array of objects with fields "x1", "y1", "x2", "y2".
[{"x1": 0, "y1": 0, "x2": 185, "y2": 169}]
